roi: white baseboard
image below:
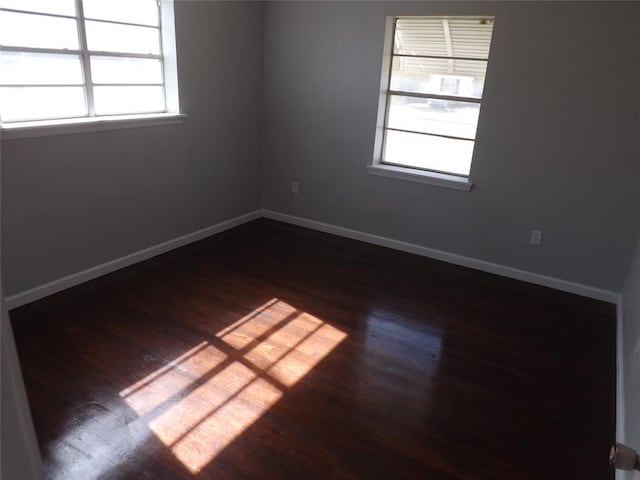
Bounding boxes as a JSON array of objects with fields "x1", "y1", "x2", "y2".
[
  {"x1": 262, "y1": 209, "x2": 620, "y2": 304},
  {"x1": 5, "y1": 210, "x2": 262, "y2": 310},
  {"x1": 6, "y1": 208, "x2": 621, "y2": 307}
]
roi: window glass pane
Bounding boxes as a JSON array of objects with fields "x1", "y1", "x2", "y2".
[
  {"x1": 390, "y1": 57, "x2": 486, "y2": 98},
  {"x1": 82, "y1": 0, "x2": 158, "y2": 26},
  {"x1": 93, "y1": 86, "x2": 164, "y2": 115},
  {"x1": 394, "y1": 18, "x2": 448, "y2": 57},
  {"x1": 448, "y1": 17, "x2": 494, "y2": 59},
  {"x1": 0, "y1": 0, "x2": 76, "y2": 16},
  {"x1": 394, "y1": 17, "x2": 494, "y2": 60},
  {"x1": 0, "y1": 51, "x2": 83, "y2": 85},
  {"x1": 0, "y1": 86, "x2": 86, "y2": 122},
  {"x1": 0, "y1": 11, "x2": 79, "y2": 49},
  {"x1": 387, "y1": 96, "x2": 480, "y2": 139},
  {"x1": 91, "y1": 56, "x2": 162, "y2": 84},
  {"x1": 85, "y1": 21, "x2": 160, "y2": 54},
  {"x1": 383, "y1": 130, "x2": 474, "y2": 176}
]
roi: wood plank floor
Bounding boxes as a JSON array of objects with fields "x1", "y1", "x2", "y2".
[{"x1": 11, "y1": 219, "x2": 616, "y2": 480}]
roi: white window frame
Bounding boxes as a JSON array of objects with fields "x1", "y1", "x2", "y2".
[
  {"x1": 369, "y1": 16, "x2": 493, "y2": 192},
  {"x1": 0, "y1": 0, "x2": 184, "y2": 140}
]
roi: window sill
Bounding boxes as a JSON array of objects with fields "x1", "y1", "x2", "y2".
[
  {"x1": 0, "y1": 113, "x2": 187, "y2": 140},
  {"x1": 367, "y1": 164, "x2": 472, "y2": 191}
]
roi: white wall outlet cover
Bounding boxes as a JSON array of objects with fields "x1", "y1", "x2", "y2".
[{"x1": 530, "y1": 230, "x2": 542, "y2": 245}]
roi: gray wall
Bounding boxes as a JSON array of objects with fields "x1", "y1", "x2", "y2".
[
  {"x1": 622, "y1": 233, "x2": 640, "y2": 472},
  {"x1": 1, "y1": 1, "x2": 265, "y2": 296},
  {"x1": 4, "y1": 2, "x2": 640, "y2": 295},
  {"x1": 1, "y1": 303, "x2": 43, "y2": 480},
  {"x1": 1, "y1": 132, "x2": 43, "y2": 480},
  {"x1": 262, "y1": 1, "x2": 640, "y2": 292}
]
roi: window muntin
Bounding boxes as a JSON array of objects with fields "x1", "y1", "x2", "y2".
[
  {"x1": 0, "y1": 0, "x2": 172, "y2": 124},
  {"x1": 381, "y1": 17, "x2": 494, "y2": 178}
]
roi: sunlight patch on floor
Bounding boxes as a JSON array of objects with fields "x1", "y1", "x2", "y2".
[
  {"x1": 121, "y1": 342, "x2": 227, "y2": 417},
  {"x1": 119, "y1": 298, "x2": 347, "y2": 474}
]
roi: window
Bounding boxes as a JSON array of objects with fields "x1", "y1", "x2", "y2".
[
  {"x1": 371, "y1": 16, "x2": 495, "y2": 189},
  {"x1": 0, "y1": 0, "x2": 180, "y2": 129}
]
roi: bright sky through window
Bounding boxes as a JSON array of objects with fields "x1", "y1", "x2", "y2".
[
  {"x1": 381, "y1": 17, "x2": 494, "y2": 177},
  {"x1": 0, "y1": 0, "x2": 176, "y2": 124}
]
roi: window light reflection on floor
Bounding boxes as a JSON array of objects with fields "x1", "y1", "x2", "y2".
[{"x1": 119, "y1": 298, "x2": 347, "y2": 474}]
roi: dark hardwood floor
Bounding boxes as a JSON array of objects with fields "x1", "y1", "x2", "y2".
[{"x1": 11, "y1": 219, "x2": 616, "y2": 479}]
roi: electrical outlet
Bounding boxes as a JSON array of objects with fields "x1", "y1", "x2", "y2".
[
  {"x1": 291, "y1": 181, "x2": 299, "y2": 195},
  {"x1": 530, "y1": 229, "x2": 542, "y2": 245}
]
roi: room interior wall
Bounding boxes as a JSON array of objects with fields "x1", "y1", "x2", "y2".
[
  {"x1": 261, "y1": 0, "x2": 640, "y2": 293},
  {"x1": 4, "y1": 1, "x2": 640, "y2": 300},
  {"x1": 1, "y1": 129, "x2": 43, "y2": 480},
  {"x1": 1, "y1": 299, "x2": 43, "y2": 480},
  {"x1": 1, "y1": 1, "x2": 265, "y2": 297},
  {"x1": 2, "y1": 2, "x2": 639, "y2": 476}
]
